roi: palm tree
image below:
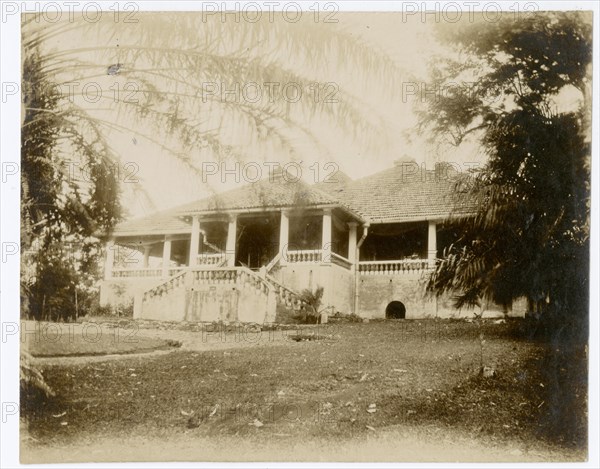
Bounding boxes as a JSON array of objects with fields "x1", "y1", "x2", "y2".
[
  {"x1": 21, "y1": 12, "x2": 401, "y2": 319},
  {"x1": 420, "y1": 12, "x2": 591, "y2": 337}
]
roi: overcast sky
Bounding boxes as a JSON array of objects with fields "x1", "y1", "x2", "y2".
[{"x1": 29, "y1": 11, "x2": 489, "y2": 219}]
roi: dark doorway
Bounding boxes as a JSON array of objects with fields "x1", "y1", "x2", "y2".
[
  {"x1": 236, "y1": 214, "x2": 279, "y2": 269},
  {"x1": 386, "y1": 301, "x2": 406, "y2": 319}
]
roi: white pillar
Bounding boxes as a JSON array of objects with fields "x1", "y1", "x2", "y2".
[
  {"x1": 104, "y1": 238, "x2": 115, "y2": 279},
  {"x1": 279, "y1": 210, "x2": 289, "y2": 263},
  {"x1": 347, "y1": 222, "x2": 358, "y2": 265},
  {"x1": 428, "y1": 220, "x2": 437, "y2": 268},
  {"x1": 162, "y1": 236, "x2": 172, "y2": 278},
  {"x1": 189, "y1": 216, "x2": 200, "y2": 267},
  {"x1": 322, "y1": 208, "x2": 332, "y2": 262},
  {"x1": 143, "y1": 245, "x2": 151, "y2": 268},
  {"x1": 226, "y1": 215, "x2": 237, "y2": 267}
]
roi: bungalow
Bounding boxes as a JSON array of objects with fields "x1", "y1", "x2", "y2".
[{"x1": 100, "y1": 161, "x2": 521, "y2": 322}]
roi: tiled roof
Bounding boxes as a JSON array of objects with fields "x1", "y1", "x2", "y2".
[
  {"x1": 113, "y1": 208, "x2": 191, "y2": 235},
  {"x1": 322, "y1": 163, "x2": 476, "y2": 224},
  {"x1": 113, "y1": 163, "x2": 474, "y2": 236},
  {"x1": 175, "y1": 173, "x2": 340, "y2": 214},
  {"x1": 113, "y1": 172, "x2": 348, "y2": 236}
]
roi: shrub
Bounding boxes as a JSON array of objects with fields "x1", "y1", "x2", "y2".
[
  {"x1": 297, "y1": 286, "x2": 324, "y2": 324},
  {"x1": 331, "y1": 311, "x2": 363, "y2": 323}
]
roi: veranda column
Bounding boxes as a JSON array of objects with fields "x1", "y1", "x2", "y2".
[
  {"x1": 322, "y1": 208, "x2": 332, "y2": 262},
  {"x1": 226, "y1": 214, "x2": 237, "y2": 267},
  {"x1": 347, "y1": 222, "x2": 358, "y2": 267},
  {"x1": 104, "y1": 238, "x2": 115, "y2": 279},
  {"x1": 188, "y1": 215, "x2": 200, "y2": 267},
  {"x1": 142, "y1": 245, "x2": 151, "y2": 268},
  {"x1": 279, "y1": 210, "x2": 289, "y2": 263},
  {"x1": 427, "y1": 220, "x2": 437, "y2": 268},
  {"x1": 161, "y1": 236, "x2": 172, "y2": 278}
]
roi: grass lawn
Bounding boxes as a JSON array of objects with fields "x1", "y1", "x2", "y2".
[
  {"x1": 21, "y1": 319, "x2": 587, "y2": 460},
  {"x1": 22, "y1": 321, "x2": 181, "y2": 357}
]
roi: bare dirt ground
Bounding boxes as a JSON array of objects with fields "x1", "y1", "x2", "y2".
[{"x1": 21, "y1": 425, "x2": 581, "y2": 463}]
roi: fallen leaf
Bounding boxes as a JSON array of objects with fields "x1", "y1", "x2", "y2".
[
  {"x1": 250, "y1": 419, "x2": 264, "y2": 428},
  {"x1": 209, "y1": 404, "x2": 220, "y2": 417},
  {"x1": 366, "y1": 425, "x2": 376, "y2": 431}
]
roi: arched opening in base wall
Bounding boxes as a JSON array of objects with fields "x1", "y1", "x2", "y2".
[{"x1": 386, "y1": 301, "x2": 406, "y2": 319}]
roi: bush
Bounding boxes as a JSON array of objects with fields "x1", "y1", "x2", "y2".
[
  {"x1": 87, "y1": 301, "x2": 134, "y2": 318},
  {"x1": 330, "y1": 311, "x2": 363, "y2": 323},
  {"x1": 90, "y1": 304, "x2": 115, "y2": 317},
  {"x1": 24, "y1": 261, "x2": 79, "y2": 321},
  {"x1": 296, "y1": 286, "x2": 324, "y2": 324},
  {"x1": 117, "y1": 301, "x2": 134, "y2": 318}
]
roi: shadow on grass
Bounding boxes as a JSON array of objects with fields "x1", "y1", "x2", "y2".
[{"x1": 379, "y1": 338, "x2": 587, "y2": 450}]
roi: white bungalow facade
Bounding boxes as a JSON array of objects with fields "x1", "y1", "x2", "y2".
[{"x1": 100, "y1": 162, "x2": 519, "y2": 323}]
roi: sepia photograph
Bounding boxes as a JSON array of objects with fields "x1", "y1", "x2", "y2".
[{"x1": 0, "y1": 0, "x2": 597, "y2": 465}]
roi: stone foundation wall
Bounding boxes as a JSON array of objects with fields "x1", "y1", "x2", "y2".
[
  {"x1": 138, "y1": 271, "x2": 276, "y2": 323},
  {"x1": 358, "y1": 273, "x2": 527, "y2": 319},
  {"x1": 100, "y1": 278, "x2": 164, "y2": 308},
  {"x1": 104, "y1": 269, "x2": 527, "y2": 323},
  {"x1": 183, "y1": 282, "x2": 274, "y2": 324},
  {"x1": 273, "y1": 263, "x2": 353, "y2": 313},
  {"x1": 140, "y1": 284, "x2": 187, "y2": 321}
]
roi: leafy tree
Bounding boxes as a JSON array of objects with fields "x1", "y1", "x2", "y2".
[
  {"x1": 21, "y1": 13, "x2": 399, "y2": 319},
  {"x1": 419, "y1": 12, "x2": 592, "y2": 337},
  {"x1": 21, "y1": 50, "x2": 120, "y2": 320}
]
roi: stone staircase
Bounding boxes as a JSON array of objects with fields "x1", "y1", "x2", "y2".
[{"x1": 135, "y1": 266, "x2": 307, "y2": 324}]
